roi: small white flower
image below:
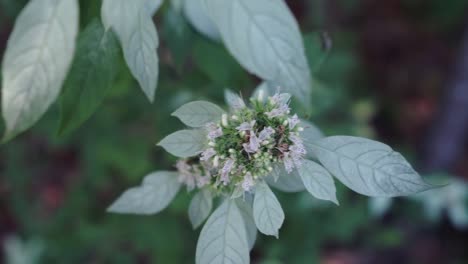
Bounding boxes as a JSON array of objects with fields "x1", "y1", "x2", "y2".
[
  {"x1": 241, "y1": 172, "x2": 255, "y2": 191},
  {"x1": 288, "y1": 114, "x2": 300, "y2": 130},
  {"x1": 249, "y1": 132, "x2": 260, "y2": 152},
  {"x1": 270, "y1": 93, "x2": 291, "y2": 106},
  {"x1": 283, "y1": 152, "x2": 295, "y2": 173},
  {"x1": 208, "y1": 128, "x2": 223, "y2": 140},
  {"x1": 196, "y1": 176, "x2": 210, "y2": 188},
  {"x1": 236, "y1": 120, "x2": 256, "y2": 131},
  {"x1": 266, "y1": 104, "x2": 290, "y2": 118},
  {"x1": 258, "y1": 127, "x2": 275, "y2": 141},
  {"x1": 200, "y1": 148, "x2": 216, "y2": 161},
  {"x1": 221, "y1": 159, "x2": 235, "y2": 185}
]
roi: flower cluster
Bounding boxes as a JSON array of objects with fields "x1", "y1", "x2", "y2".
[{"x1": 180, "y1": 93, "x2": 306, "y2": 194}]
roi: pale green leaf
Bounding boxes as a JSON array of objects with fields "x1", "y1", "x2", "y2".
[
  {"x1": 58, "y1": 20, "x2": 119, "y2": 135},
  {"x1": 183, "y1": 0, "x2": 221, "y2": 40},
  {"x1": 236, "y1": 198, "x2": 257, "y2": 250},
  {"x1": 203, "y1": 0, "x2": 312, "y2": 106},
  {"x1": 298, "y1": 160, "x2": 338, "y2": 204},
  {"x1": 158, "y1": 129, "x2": 206, "y2": 158},
  {"x1": 108, "y1": 171, "x2": 181, "y2": 214},
  {"x1": 224, "y1": 89, "x2": 246, "y2": 110},
  {"x1": 172, "y1": 101, "x2": 224, "y2": 127},
  {"x1": 189, "y1": 189, "x2": 213, "y2": 229},
  {"x1": 312, "y1": 136, "x2": 432, "y2": 197},
  {"x1": 253, "y1": 181, "x2": 284, "y2": 237},
  {"x1": 1, "y1": 0, "x2": 79, "y2": 141},
  {"x1": 146, "y1": 0, "x2": 163, "y2": 16},
  {"x1": 196, "y1": 199, "x2": 250, "y2": 264},
  {"x1": 266, "y1": 164, "x2": 305, "y2": 193},
  {"x1": 101, "y1": 0, "x2": 159, "y2": 101},
  {"x1": 300, "y1": 120, "x2": 324, "y2": 160}
]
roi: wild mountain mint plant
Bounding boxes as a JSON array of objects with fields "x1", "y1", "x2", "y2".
[{"x1": 108, "y1": 87, "x2": 434, "y2": 264}]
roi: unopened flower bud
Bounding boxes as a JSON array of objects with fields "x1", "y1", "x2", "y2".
[
  {"x1": 231, "y1": 115, "x2": 239, "y2": 120},
  {"x1": 208, "y1": 141, "x2": 216, "y2": 147},
  {"x1": 228, "y1": 149, "x2": 235, "y2": 154},
  {"x1": 297, "y1": 127, "x2": 304, "y2": 132},
  {"x1": 258, "y1": 90, "x2": 265, "y2": 102},
  {"x1": 268, "y1": 166, "x2": 273, "y2": 172},
  {"x1": 213, "y1": 155, "x2": 220, "y2": 167},
  {"x1": 282, "y1": 120, "x2": 289, "y2": 126},
  {"x1": 221, "y1": 114, "x2": 228, "y2": 127},
  {"x1": 262, "y1": 140, "x2": 269, "y2": 145}
]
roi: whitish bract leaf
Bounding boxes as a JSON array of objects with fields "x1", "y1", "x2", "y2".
[
  {"x1": 189, "y1": 189, "x2": 213, "y2": 229},
  {"x1": 146, "y1": 0, "x2": 163, "y2": 16},
  {"x1": 298, "y1": 160, "x2": 338, "y2": 204},
  {"x1": 253, "y1": 181, "x2": 284, "y2": 237},
  {"x1": 1, "y1": 0, "x2": 79, "y2": 141},
  {"x1": 158, "y1": 129, "x2": 206, "y2": 158},
  {"x1": 108, "y1": 171, "x2": 181, "y2": 214},
  {"x1": 203, "y1": 0, "x2": 312, "y2": 106},
  {"x1": 183, "y1": 0, "x2": 221, "y2": 40},
  {"x1": 266, "y1": 164, "x2": 305, "y2": 193},
  {"x1": 58, "y1": 20, "x2": 120, "y2": 135},
  {"x1": 224, "y1": 89, "x2": 246, "y2": 110},
  {"x1": 172, "y1": 101, "x2": 224, "y2": 127},
  {"x1": 312, "y1": 136, "x2": 432, "y2": 197},
  {"x1": 236, "y1": 198, "x2": 257, "y2": 250},
  {"x1": 102, "y1": 0, "x2": 159, "y2": 101},
  {"x1": 300, "y1": 120, "x2": 324, "y2": 160},
  {"x1": 196, "y1": 199, "x2": 249, "y2": 264}
]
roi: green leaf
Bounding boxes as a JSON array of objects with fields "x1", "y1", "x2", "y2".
[
  {"x1": 253, "y1": 181, "x2": 284, "y2": 237},
  {"x1": 224, "y1": 89, "x2": 246, "y2": 110},
  {"x1": 312, "y1": 136, "x2": 433, "y2": 197},
  {"x1": 58, "y1": 20, "x2": 120, "y2": 135},
  {"x1": 158, "y1": 129, "x2": 206, "y2": 158},
  {"x1": 298, "y1": 160, "x2": 338, "y2": 204},
  {"x1": 196, "y1": 199, "x2": 250, "y2": 264},
  {"x1": 203, "y1": 0, "x2": 312, "y2": 107},
  {"x1": 188, "y1": 189, "x2": 213, "y2": 229},
  {"x1": 266, "y1": 164, "x2": 305, "y2": 193},
  {"x1": 236, "y1": 198, "x2": 257, "y2": 250},
  {"x1": 1, "y1": 0, "x2": 79, "y2": 142},
  {"x1": 172, "y1": 101, "x2": 224, "y2": 127},
  {"x1": 183, "y1": 0, "x2": 220, "y2": 40},
  {"x1": 101, "y1": 0, "x2": 159, "y2": 101},
  {"x1": 108, "y1": 171, "x2": 181, "y2": 214}
]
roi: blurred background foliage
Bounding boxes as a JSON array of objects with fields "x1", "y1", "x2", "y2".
[{"x1": 1, "y1": 0, "x2": 468, "y2": 263}]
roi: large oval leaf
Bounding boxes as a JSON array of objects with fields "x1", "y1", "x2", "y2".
[
  {"x1": 183, "y1": 0, "x2": 221, "y2": 40},
  {"x1": 108, "y1": 171, "x2": 181, "y2": 214},
  {"x1": 196, "y1": 199, "x2": 249, "y2": 264},
  {"x1": 298, "y1": 160, "x2": 338, "y2": 204},
  {"x1": 172, "y1": 101, "x2": 225, "y2": 127},
  {"x1": 157, "y1": 129, "x2": 206, "y2": 158},
  {"x1": 102, "y1": 0, "x2": 159, "y2": 101},
  {"x1": 1, "y1": 0, "x2": 79, "y2": 141},
  {"x1": 312, "y1": 136, "x2": 432, "y2": 197},
  {"x1": 253, "y1": 181, "x2": 284, "y2": 237},
  {"x1": 188, "y1": 189, "x2": 213, "y2": 229},
  {"x1": 236, "y1": 198, "x2": 257, "y2": 250},
  {"x1": 203, "y1": 0, "x2": 312, "y2": 106},
  {"x1": 58, "y1": 20, "x2": 120, "y2": 135}
]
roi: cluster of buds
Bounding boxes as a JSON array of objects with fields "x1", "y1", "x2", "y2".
[{"x1": 178, "y1": 93, "x2": 307, "y2": 195}]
